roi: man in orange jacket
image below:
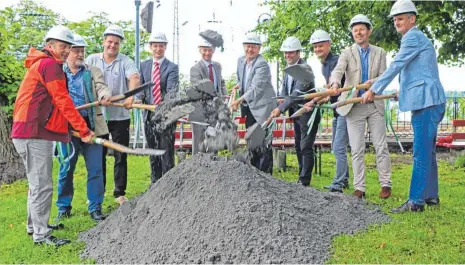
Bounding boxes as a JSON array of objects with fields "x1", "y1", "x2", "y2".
[{"x1": 11, "y1": 25, "x2": 95, "y2": 247}]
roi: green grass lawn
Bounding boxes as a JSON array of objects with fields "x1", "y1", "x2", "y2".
[{"x1": 0, "y1": 152, "x2": 464, "y2": 263}]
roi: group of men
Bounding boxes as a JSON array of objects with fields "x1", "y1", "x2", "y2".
[{"x1": 11, "y1": 0, "x2": 445, "y2": 247}]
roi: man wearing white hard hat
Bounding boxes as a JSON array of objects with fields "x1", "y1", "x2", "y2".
[
  {"x1": 363, "y1": 0, "x2": 446, "y2": 213},
  {"x1": 307, "y1": 29, "x2": 350, "y2": 193},
  {"x1": 86, "y1": 25, "x2": 140, "y2": 205},
  {"x1": 231, "y1": 33, "x2": 277, "y2": 174},
  {"x1": 138, "y1": 32, "x2": 179, "y2": 184},
  {"x1": 189, "y1": 36, "x2": 226, "y2": 155},
  {"x1": 269, "y1": 36, "x2": 320, "y2": 186},
  {"x1": 11, "y1": 26, "x2": 95, "y2": 246},
  {"x1": 55, "y1": 33, "x2": 111, "y2": 222},
  {"x1": 329, "y1": 14, "x2": 392, "y2": 199}
]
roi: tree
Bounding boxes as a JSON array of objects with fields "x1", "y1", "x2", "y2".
[{"x1": 256, "y1": 1, "x2": 465, "y2": 66}]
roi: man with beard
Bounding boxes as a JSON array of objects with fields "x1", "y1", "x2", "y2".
[{"x1": 55, "y1": 34, "x2": 111, "y2": 222}]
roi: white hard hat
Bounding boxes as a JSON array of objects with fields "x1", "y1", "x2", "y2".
[
  {"x1": 148, "y1": 32, "x2": 168, "y2": 43},
  {"x1": 198, "y1": 37, "x2": 213, "y2": 48},
  {"x1": 389, "y1": 0, "x2": 418, "y2": 17},
  {"x1": 243, "y1": 33, "x2": 261, "y2": 45},
  {"x1": 72, "y1": 33, "x2": 87, "y2": 47},
  {"x1": 310, "y1": 29, "x2": 331, "y2": 44},
  {"x1": 349, "y1": 14, "x2": 372, "y2": 29},
  {"x1": 104, "y1": 25, "x2": 125, "y2": 40},
  {"x1": 280, "y1": 36, "x2": 302, "y2": 52},
  {"x1": 44, "y1": 25, "x2": 76, "y2": 45}
]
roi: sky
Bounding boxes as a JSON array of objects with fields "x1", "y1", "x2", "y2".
[{"x1": 1, "y1": 0, "x2": 464, "y2": 92}]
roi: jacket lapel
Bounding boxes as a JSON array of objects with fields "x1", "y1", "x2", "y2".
[
  {"x1": 351, "y1": 44, "x2": 362, "y2": 82},
  {"x1": 199, "y1": 61, "x2": 209, "y2": 79},
  {"x1": 368, "y1": 44, "x2": 376, "y2": 80},
  {"x1": 214, "y1": 62, "x2": 221, "y2": 90}
]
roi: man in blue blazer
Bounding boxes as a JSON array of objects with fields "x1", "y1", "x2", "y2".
[
  {"x1": 138, "y1": 32, "x2": 179, "y2": 183},
  {"x1": 363, "y1": 0, "x2": 446, "y2": 213}
]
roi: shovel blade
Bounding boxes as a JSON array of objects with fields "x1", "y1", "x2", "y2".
[
  {"x1": 245, "y1": 122, "x2": 266, "y2": 150},
  {"x1": 164, "y1": 104, "x2": 196, "y2": 126}
]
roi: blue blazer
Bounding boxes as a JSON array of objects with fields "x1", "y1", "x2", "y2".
[{"x1": 371, "y1": 27, "x2": 446, "y2": 112}]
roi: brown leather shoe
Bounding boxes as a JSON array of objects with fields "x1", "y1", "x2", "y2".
[
  {"x1": 379, "y1": 186, "x2": 392, "y2": 199},
  {"x1": 353, "y1": 190, "x2": 365, "y2": 199}
]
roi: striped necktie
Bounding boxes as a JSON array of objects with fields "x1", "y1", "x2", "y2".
[{"x1": 152, "y1": 61, "x2": 161, "y2": 105}]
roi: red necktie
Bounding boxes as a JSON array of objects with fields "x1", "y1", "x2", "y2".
[
  {"x1": 152, "y1": 61, "x2": 161, "y2": 105},
  {"x1": 208, "y1": 64, "x2": 214, "y2": 84}
]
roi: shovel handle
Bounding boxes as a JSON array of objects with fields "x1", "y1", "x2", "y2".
[
  {"x1": 333, "y1": 94, "x2": 397, "y2": 108},
  {"x1": 302, "y1": 83, "x2": 371, "y2": 100},
  {"x1": 111, "y1": 102, "x2": 156, "y2": 112}
]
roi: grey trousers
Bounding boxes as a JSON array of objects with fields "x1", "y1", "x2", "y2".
[
  {"x1": 13, "y1": 138, "x2": 53, "y2": 242},
  {"x1": 346, "y1": 103, "x2": 392, "y2": 192}
]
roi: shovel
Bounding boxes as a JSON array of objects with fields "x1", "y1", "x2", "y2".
[
  {"x1": 76, "y1": 82, "x2": 154, "y2": 110},
  {"x1": 244, "y1": 122, "x2": 267, "y2": 150},
  {"x1": 111, "y1": 102, "x2": 156, "y2": 112},
  {"x1": 273, "y1": 83, "x2": 370, "y2": 101},
  {"x1": 71, "y1": 131, "x2": 166, "y2": 156},
  {"x1": 330, "y1": 94, "x2": 397, "y2": 108}
]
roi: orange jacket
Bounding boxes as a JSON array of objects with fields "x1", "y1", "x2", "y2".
[{"x1": 11, "y1": 48, "x2": 90, "y2": 142}]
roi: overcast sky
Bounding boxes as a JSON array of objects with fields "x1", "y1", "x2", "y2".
[{"x1": 1, "y1": 0, "x2": 464, "y2": 92}]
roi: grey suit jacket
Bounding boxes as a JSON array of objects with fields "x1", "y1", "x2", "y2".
[
  {"x1": 190, "y1": 60, "x2": 226, "y2": 95},
  {"x1": 138, "y1": 58, "x2": 179, "y2": 121},
  {"x1": 330, "y1": 44, "x2": 387, "y2": 116},
  {"x1": 236, "y1": 54, "x2": 277, "y2": 125}
]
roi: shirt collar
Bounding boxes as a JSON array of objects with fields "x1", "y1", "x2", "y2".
[
  {"x1": 100, "y1": 52, "x2": 123, "y2": 62},
  {"x1": 357, "y1": 45, "x2": 370, "y2": 54},
  {"x1": 287, "y1": 59, "x2": 300, "y2": 67},
  {"x1": 202, "y1": 59, "x2": 212, "y2": 67},
  {"x1": 153, "y1": 57, "x2": 165, "y2": 66},
  {"x1": 63, "y1": 63, "x2": 85, "y2": 74}
]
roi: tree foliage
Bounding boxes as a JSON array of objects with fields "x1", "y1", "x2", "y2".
[
  {"x1": 256, "y1": 1, "x2": 465, "y2": 66},
  {"x1": 0, "y1": 0, "x2": 150, "y2": 113}
]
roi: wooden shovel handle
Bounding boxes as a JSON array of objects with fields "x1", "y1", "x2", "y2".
[
  {"x1": 111, "y1": 103, "x2": 156, "y2": 112},
  {"x1": 302, "y1": 83, "x2": 371, "y2": 100},
  {"x1": 334, "y1": 94, "x2": 397, "y2": 108}
]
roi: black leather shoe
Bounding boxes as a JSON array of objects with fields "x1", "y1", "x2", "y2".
[
  {"x1": 390, "y1": 201, "x2": 424, "y2": 214},
  {"x1": 297, "y1": 180, "x2": 309, "y2": 187},
  {"x1": 342, "y1": 182, "x2": 349, "y2": 189},
  {"x1": 329, "y1": 188, "x2": 343, "y2": 193},
  {"x1": 90, "y1": 210, "x2": 107, "y2": 221},
  {"x1": 34, "y1": 235, "x2": 71, "y2": 247},
  {"x1": 27, "y1": 224, "x2": 65, "y2": 236},
  {"x1": 55, "y1": 211, "x2": 71, "y2": 222},
  {"x1": 425, "y1": 197, "x2": 440, "y2": 206}
]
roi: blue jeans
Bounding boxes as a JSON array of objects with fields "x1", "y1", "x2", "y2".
[
  {"x1": 56, "y1": 136, "x2": 104, "y2": 214},
  {"x1": 410, "y1": 104, "x2": 445, "y2": 205},
  {"x1": 330, "y1": 116, "x2": 350, "y2": 190}
]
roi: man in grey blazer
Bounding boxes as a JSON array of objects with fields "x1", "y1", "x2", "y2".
[
  {"x1": 363, "y1": 0, "x2": 446, "y2": 213},
  {"x1": 137, "y1": 32, "x2": 179, "y2": 183},
  {"x1": 189, "y1": 37, "x2": 226, "y2": 154},
  {"x1": 330, "y1": 14, "x2": 392, "y2": 199},
  {"x1": 231, "y1": 33, "x2": 277, "y2": 174}
]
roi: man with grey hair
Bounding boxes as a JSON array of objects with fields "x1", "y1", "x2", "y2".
[
  {"x1": 12, "y1": 26, "x2": 94, "y2": 246},
  {"x1": 231, "y1": 33, "x2": 277, "y2": 174},
  {"x1": 86, "y1": 25, "x2": 141, "y2": 205}
]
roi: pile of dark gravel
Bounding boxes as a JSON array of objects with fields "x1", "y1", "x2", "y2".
[{"x1": 80, "y1": 153, "x2": 390, "y2": 264}]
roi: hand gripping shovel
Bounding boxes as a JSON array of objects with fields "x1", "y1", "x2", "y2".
[
  {"x1": 71, "y1": 131, "x2": 166, "y2": 156},
  {"x1": 273, "y1": 83, "x2": 371, "y2": 101},
  {"x1": 76, "y1": 82, "x2": 154, "y2": 110}
]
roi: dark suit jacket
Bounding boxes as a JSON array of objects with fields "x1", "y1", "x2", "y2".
[
  {"x1": 138, "y1": 57, "x2": 179, "y2": 121},
  {"x1": 278, "y1": 59, "x2": 314, "y2": 114}
]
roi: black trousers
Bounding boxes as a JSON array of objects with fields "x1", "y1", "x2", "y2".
[
  {"x1": 101, "y1": 119, "x2": 130, "y2": 198},
  {"x1": 289, "y1": 107, "x2": 302, "y2": 174},
  {"x1": 144, "y1": 115, "x2": 176, "y2": 183},
  {"x1": 297, "y1": 110, "x2": 321, "y2": 185},
  {"x1": 243, "y1": 106, "x2": 273, "y2": 174}
]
